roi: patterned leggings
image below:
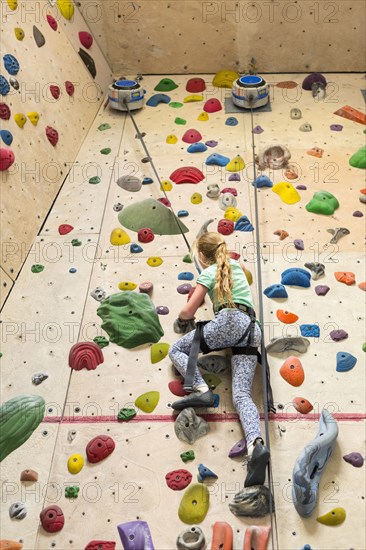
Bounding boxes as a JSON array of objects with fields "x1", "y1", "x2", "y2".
[{"x1": 169, "y1": 309, "x2": 262, "y2": 445}]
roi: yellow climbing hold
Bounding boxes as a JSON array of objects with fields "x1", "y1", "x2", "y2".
[
  {"x1": 317, "y1": 507, "x2": 346, "y2": 526},
  {"x1": 166, "y1": 134, "x2": 178, "y2": 144},
  {"x1": 118, "y1": 281, "x2": 137, "y2": 291},
  {"x1": 7, "y1": 0, "x2": 18, "y2": 10},
  {"x1": 134, "y1": 391, "x2": 160, "y2": 413},
  {"x1": 110, "y1": 228, "x2": 131, "y2": 245},
  {"x1": 150, "y1": 343, "x2": 170, "y2": 364},
  {"x1": 244, "y1": 267, "x2": 253, "y2": 285},
  {"x1": 213, "y1": 70, "x2": 239, "y2": 88},
  {"x1": 226, "y1": 155, "x2": 245, "y2": 172},
  {"x1": 178, "y1": 483, "x2": 210, "y2": 524},
  {"x1": 27, "y1": 112, "x2": 40, "y2": 126},
  {"x1": 224, "y1": 207, "x2": 242, "y2": 222},
  {"x1": 147, "y1": 257, "x2": 163, "y2": 267},
  {"x1": 184, "y1": 95, "x2": 204, "y2": 103},
  {"x1": 67, "y1": 453, "x2": 84, "y2": 475},
  {"x1": 272, "y1": 182, "x2": 301, "y2": 205},
  {"x1": 14, "y1": 113, "x2": 26, "y2": 128},
  {"x1": 14, "y1": 27, "x2": 25, "y2": 40},
  {"x1": 191, "y1": 193, "x2": 202, "y2": 205},
  {"x1": 57, "y1": 0, "x2": 74, "y2": 19},
  {"x1": 197, "y1": 112, "x2": 209, "y2": 121},
  {"x1": 161, "y1": 179, "x2": 173, "y2": 191}
]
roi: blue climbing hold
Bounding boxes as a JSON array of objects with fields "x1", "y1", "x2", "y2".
[
  {"x1": 3, "y1": 54, "x2": 20, "y2": 76},
  {"x1": 301, "y1": 545, "x2": 312, "y2": 550},
  {"x1": 252, "y1": 175, "x2": 273, "y2": 188},
  {"x1": 235, "y1": 216, "x2": 254, "y2": 232},
  {"x1": 0, "y1": 129, "x2": 13, "y2": 146},
  {"x1": 264, "y1": 284, "x2": 288, "y2": 299},
  {"x1": 146, "y1": 93, "x2": 171, "y2": 107},
  {"x1": 205, "y1": 153, "x2": 230, "y2": 167},
  {"x1": 142, "y1": 177, "x2": 153, "y2": 184},
  {"x1": 336, "y1": 352, "x2": 357, "y2": 372},
  {"x1": 281, "y1": 268, "x2": 311, "y2": 288},
  {"x1": 228, "y1": 173, "x2": 240, "y2": 181},
  {"x1": 69, "y1": 268, "x2": 77, "y2": 273},
  {"x1": 300, "y1": 324, "x2": 320, "y2": 337},
  {"x1": 225, "y1": 117, "x2": 238, "y2": 126},
  {"x1": 197, "y1": 463, "x2": 218, "y2": 482},
  {"x1": 178, "y1": 272, "x2": 194, "y2": 281},
  {"x1": 187, "y1": 142, "x2": 208, "y2": 153},
  {"x1": 130, "y1": 243, "x2": 143, "y2": 253},
  {"x1": 177, "y1": 210, "x2": 189, "y2": 217},
  {"x1": 0, "y1": 75, "x2": 10, "y2": 96}
]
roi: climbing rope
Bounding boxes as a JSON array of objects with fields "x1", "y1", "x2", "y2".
[{"x1": 248, "y1": 96, "x2": 279, "y2": 550}]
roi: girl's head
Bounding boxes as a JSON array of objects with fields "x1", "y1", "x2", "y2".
[{"x1": 195, "y1": 232, "x2": 235, "y2": 308}]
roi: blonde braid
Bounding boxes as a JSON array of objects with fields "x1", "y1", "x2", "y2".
[{"x1": 214, "y1": 243, "x2": 235, "y2": 308}]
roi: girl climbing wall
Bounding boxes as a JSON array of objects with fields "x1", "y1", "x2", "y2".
[{"x1": 169, "y1": 231, "x2": 270, "y2": 488}]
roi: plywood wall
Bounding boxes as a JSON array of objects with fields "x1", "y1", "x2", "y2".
[
  {"x1": 78, "y1": 0, "x2": 366, "y2": 75},
  {"x1": 0, "y1": 0, "x2": 113, "y2": 290}
]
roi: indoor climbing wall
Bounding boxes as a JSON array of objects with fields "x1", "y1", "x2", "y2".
[
  {"x1": 78, "y1": 0, "x2": 366, "y2": 74},
  {"x1": 0, "y1": 0, "x2": 113, "y2": 297},
  {"x1": 1, "y1": 70, "x2": 365, "y2": 549}
]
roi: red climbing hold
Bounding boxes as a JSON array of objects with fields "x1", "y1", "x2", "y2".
[
  {"x1": 85, "y1": 542, "x2": 116, "y2": 550},
  {"x1": 50, "y1": 85, "x2": 60, "y2": 99},
  {"x1": 218, "y1": 219, "x2": 234, "y2": 235},
  {"x1": 203, "y1": 98, "x2": 222, "y2": 113},
  {"x1": 280, "y1": 356, "x2": 304, "y2": 387},
  {"x1": 0, "y1": 148, "x2": 15, "y2": 171},
  {"x1": 157, "y1": 197, "x2": 171, "y2": 207},
  {"x1": 0, "y1": 103, "x2": 11, "y2": 120},
  {"x1": 86, "y1": 435, "x2": 115, "y2": 463},
  {"x1": 40, "y1": 505, "x2": 64, "y2": 533},
  {"x1": 46, "y1": 14, "x2": 58, "y2": 31},
  {"x1": 58, "y1": 224, "x2": 74, "y2": 235},
  {"x1": 65, "y1": 81, "x2": 75, "y2": 96},
  {"x1": 229, "y1": 251, "x2": 241, "y2": 260},
  {"x1": 69, "y1": 342, "x2": 104, "y2": 371},
  {"x1": 79, "y1": 31, "x2": 93, "y2": 49},
  {"x1": 138, "y1": 228, "x2": 155, "y2": 243},
  {"x1": 182, "y1": 129, "x2": 202, "y2": 144},
  {"x1": 165, "y1": 469, "x2": 192, "y2": 490},
  {"x1": 168, "y1": 379, "x2": 188, "y2": 397},
  {"x1": 170, "y1": 167, "x2": 205, "y2": 184},
  {"x1": 45, "y1": 126, "x2": 59, "y2": 146},
  {"x1": 186, "y1": 77, "x2": 206, "y2": 93},
  {"x1": 221, "y1": 187, "x2": 238, "y2": 196}
]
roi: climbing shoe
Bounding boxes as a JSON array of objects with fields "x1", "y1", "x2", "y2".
[
  {"x1": 244, "y1": 441, "x2": 270, "y2": 487},
  {"x1": 171, "y1": 390, "x2": 216, "y2": 411}
]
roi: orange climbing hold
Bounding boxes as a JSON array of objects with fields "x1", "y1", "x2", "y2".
[
  {"x1": 276, "y1": 310, "x2": 299, "y2": 324},
  {"x1": 0, "y1": 543, "x2": 23, "y2": 550},
  {"x1": 358, "y1": 281, "x2": 366, "y2": 291},
  {"x1": 334, "y1": 272, "x2": 356, "y2": 286},
  {"x1": 243, "y1": 526, "x2": 271, "y2": 550},
  {"x1": 334, "y1": 105, "x2": 366, "y2": 125},
  {"x1": 360, "y1": 188, "x2": 366, "y2": 195},
  {"x1": 292, "y1": 397, "x2": 313, "y2": 414},
  {"x1": 273, "y1": 229, "x2": 289, "y2": 241},
  {"x1": 279, "y1": 356, "x2": 304, "y2": 387},
  {"x1": 211, "y1": 522, "x2": 233, "y2": 550}
]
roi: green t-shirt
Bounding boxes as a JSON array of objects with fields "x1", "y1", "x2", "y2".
[{"x1": 196, "y1": 259, "x2": 253, "y2": 311}]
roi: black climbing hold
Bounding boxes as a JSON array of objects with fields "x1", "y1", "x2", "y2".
[{"x1": 78, "y1": 49, "x2": 97, "y2": 79}]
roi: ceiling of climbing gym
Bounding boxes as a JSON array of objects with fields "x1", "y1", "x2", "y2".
[{"x1": 79, "y1": 0, "x2": 366, "y2": 74}]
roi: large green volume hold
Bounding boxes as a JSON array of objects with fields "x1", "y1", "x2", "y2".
[{"x1": 0, "y1": 395, "x2": 45, "y2": 462}]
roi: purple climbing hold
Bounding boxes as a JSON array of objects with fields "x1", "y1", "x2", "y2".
[
  {"x1": 228, "y1": 173, "x2": 240, "y2": 181},
  {"x1": 117, "y1": 520, "x2": 155, "y2": 550},
  {"x1": 177, "y1": 283, "x2": 192, "y2": 295},
  {"x1": 315, "y1": 285, "x2": 330, "y2": 296},
  {"x1": 156, "y1": 306, "x2": 169, "y2": 315},
  {"x1": 205, "y1": 140, "x2": 218, "y2": 148},
  {"x1": 302, "y1": 73, "x2": 327, "y2": 90},
  {"x1": 330, "y1": 124, "x2": 343, "y2": 131},
  {"x1": 252, "y1": 125, "x2": 264, "y2": 134},
  {"x1": 353, "y1": 210, "x2": 363, "y2": 217},
  {"x1": 343, "y1": 452, "x2": 364, "y2": 468},
  {"x1": 228, "y1": 437, "x2": 247, "y2": 458},
  {"x1": 329, "y1": 329, "x2": 348, "y2": 342},
  {"x1": 296, "y1": 185, "x2": 307, "y2": 190},
  {"x1": 294, "y1": 239, "x2": 304, "y2": 250}
]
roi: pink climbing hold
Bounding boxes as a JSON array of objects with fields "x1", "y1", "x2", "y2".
[
  {"x1": 186, "y1": 77, "x2": 206, "y2": 93},
  {"x1": 138, "y1": 228, "x2": 155, "y2": 243},
  {"x1": 46, "y1": 14, "x2": 58, "y2": 31},
  {"x1": 165, "y1": 469, "x2": 192, "y2": 490},
  {"x1": 46, "y1": 126, "x2": 59, "y2": 146},
  {"x1": 0, "y1": 103, "x2": 11, "y2": 120},
  {"x1": 157, "y1": 197, "x2": 171, "y2": 207},
  {"x1": 85, "y1": 542, "x2": 116, "y2": 550},
  {"x1": 65, "y1": 81, "x2": 75, "y2": 96},
  {"x1": 50, "y1": 85, "x2": 60, "y2": 99},
  {"x1": 182, "y1": 129, "x2": 202, "y2": 144},
  {"x1": 69, "y1": 342, "x2": 104, "y2": 371},
  {"x1": 218, "y1": 219, "x2": 234, "y2": 235},
  {"x1": 0, "y1": 148, "x2": 15, "y2": 171},
  {"x1": 86, "y1": 435, "x2": 115, "y2": 463},
  {"x1": 221, "y1": 187, "x2": 237, "y2": 196},
  {"x1": 229, "y1": 251, "x2": 241, "y2": 260},
  {"x1": 58, "y1": 224, "x2": 74, "y2": 235},
  {"x1": 203, "y1": 98, "x2": 222, "y2": 113},
  {"x1": 79, "y1": 31, "x2": 93, "y2": 49}
]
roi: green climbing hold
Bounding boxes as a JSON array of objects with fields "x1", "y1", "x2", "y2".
[
  {"x1": 316, "y1": 507, "x2": 346, "y2": 526},
  {"x1": 98, "y1": 123, "x2": 111, "y2": 131},
  {"x1": 134, "y1": 391, "x2": 160, "y2": 413},
  {"x1": 362, "y1": 342, "x2": 366, "y2": 352},
  {"x1": 349, "y1": 145, "x2": 366, "y2": 169},
  {"x1": 181, "y1": 450, "x2": 195, "y2": 463},
  {"x1": 118, "y1": 199, "x2": 189, "y2": 235},
  {"x1": 0, "y1": 352, "x2": 2, "y2": 358},
  {"x1": 89, "y1": 176, "x2": 101, "y2": 184},
  {"x1": 93, "y1": 336, "x2": 109, "y2": 349},
  {"x1": 97, "y1": 291, "x2": 164, "y2": 349},
  {"x1": 71, "y1": 239, "x2": 82, "y2": 247},
  {"x1": 169, "y1": 102, "x2": 184, "y2": 108},
  {"x1": 65, "y1": 486, "x2": 80, "y2": 498},
  {"x1": 305, "y1": 191, "x2": 339, "y2": 215},
  {"x1": 175, "y1": 117, "x2": 187, "y2": 124},
  {"x1": 117, "y1": 408, "x2": 137, "y2": 421},
  {"x1": 183, "y1": 254, "x2": 193, "y2": 264},
  {"x1": 0, "y1": 395, "x2": 45, "y2": 462},
  {"x1": 31, "y1": 264, "x2": 44, "y2": 273},
  {"x1": 155, "y1": 78, "x2": 178, "y2": 92},
  {"x1": 178, "y1": 483, "x2": 210, "y2": 524},
  {"x1": 202, "y1": 373, "x2": 222, "y2": 389},
  {"x1": 150, "y1": 342, "x2": 170, "y2": 364},
  {"x1": 100, "y1": 148, "x2": 111, "y2": 155}
]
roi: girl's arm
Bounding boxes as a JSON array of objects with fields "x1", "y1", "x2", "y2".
[{"x1": 178, "y1": 283, "x2": 208, "y2": 320}]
